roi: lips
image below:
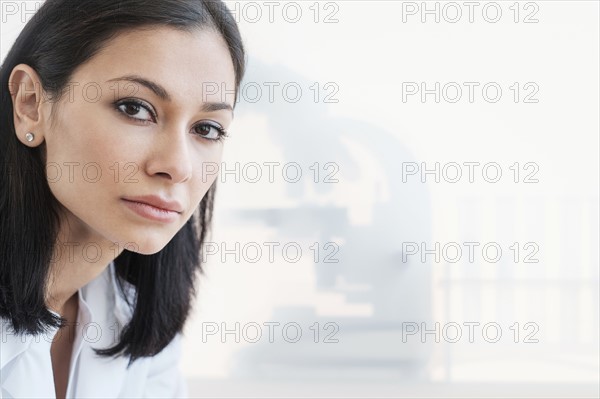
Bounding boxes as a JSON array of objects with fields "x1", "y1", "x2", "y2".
[{"x1": 121, "y1": 195, "x2": 184, "y2": 213}]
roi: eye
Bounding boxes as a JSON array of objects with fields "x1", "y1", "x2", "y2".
[
  {"x1": 193, "y1": 121, "x2": 228, "y2": 141},
  {"x1": 114, "y1": 99, "x2": 229, "y2": 142},
  {"x1": 114, "y1": 99, "x2": 156, "y2": 123}
]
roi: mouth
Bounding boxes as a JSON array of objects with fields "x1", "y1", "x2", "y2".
[{"x1": 121, "y1": 199, "x2": 181, "y2": 223}]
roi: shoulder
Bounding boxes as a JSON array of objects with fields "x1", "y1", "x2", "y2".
[
  {"x1": 143, "y1": 333, "x2": 189, "y2": 398},
  {"x1": 106, "y1": 262, "x2": 188, "y2": 397},
  {"x1": 75, "y1": 263, "x2": 188, "y2": 397},
  {"x1": 0, "y1": 316, "x2": 35, "y2": 370}
]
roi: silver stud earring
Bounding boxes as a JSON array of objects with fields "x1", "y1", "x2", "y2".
[{"x1": 25, "y1": 132, "x2": 35, "y2": 142}]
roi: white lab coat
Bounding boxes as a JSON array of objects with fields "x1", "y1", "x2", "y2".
[{"x1": 0, "y1": 261, "x2": 188, "y2": 398}]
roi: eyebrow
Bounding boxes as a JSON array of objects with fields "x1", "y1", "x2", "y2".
[{"x1": 106, "y1": 75, "x2": 233, "y2": 114}]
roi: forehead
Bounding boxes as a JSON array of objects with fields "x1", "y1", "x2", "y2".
[{"x1": 72, "y1": 26, "x2": 236, "y2": 104}]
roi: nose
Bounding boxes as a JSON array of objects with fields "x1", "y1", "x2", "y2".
[{"x1": 145, "y1": 126, "x2": 193, "y2": 183}]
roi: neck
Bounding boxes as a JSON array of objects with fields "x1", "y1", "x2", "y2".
[{"x1": 45, "y1": 210, "x2": 124, "y2": 316}]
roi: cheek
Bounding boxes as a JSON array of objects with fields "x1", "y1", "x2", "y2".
[
  {"x1": 46, "y1": 104, "x2": 143, "y2": 174},
  {"x1": 188, "y1": 149, "x2": 223, "y2": 201},
  {"x1": 43, "y1": 116, "x2": 135, "y2": 212},
  {"x1": 45, "y1": 104, "x2": 111, "y2": 163},
  {"x1": 196, "y1": 142, "x2": 224, "y2": 173}
]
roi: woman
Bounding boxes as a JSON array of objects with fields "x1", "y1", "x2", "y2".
[{"x1": 0, "y1": 0, "x2": 246, "y2": 397}]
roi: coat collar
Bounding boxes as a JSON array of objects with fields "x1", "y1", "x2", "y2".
[{"x1": 70, "y1": 260, "x2": 136, "y2": 398}]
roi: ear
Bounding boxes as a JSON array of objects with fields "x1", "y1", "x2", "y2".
[{"x1": 8, "y1": 63, "x2": 52, "y2": 147}]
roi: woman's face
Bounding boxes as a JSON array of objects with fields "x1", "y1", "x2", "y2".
[{"x1": 29, "y1": 27, "x2": 235, "y2": 254}]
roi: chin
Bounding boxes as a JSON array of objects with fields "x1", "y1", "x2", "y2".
[
  {"x1": 134, "y1": 242, "x2": 170, "y2": 255},
  {"x1": 133, "y1": 248, "x2": 161, "y2": 256},
  {"x1": 116, "y1": 234, "x2": 172, "y2": 256}
]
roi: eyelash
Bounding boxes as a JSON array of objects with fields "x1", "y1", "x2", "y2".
[{"x1": 113, "y1": 98, "x2": 229, "y2": 142}]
